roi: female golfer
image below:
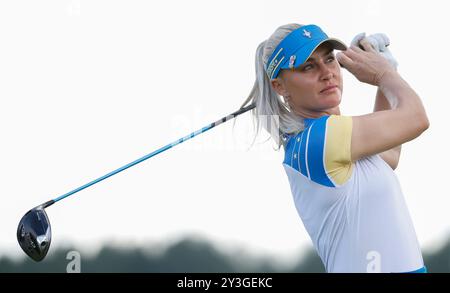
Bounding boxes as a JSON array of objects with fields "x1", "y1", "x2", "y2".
[{"x1": 241, "y1": 23, "x2": 429, "y2": 273}]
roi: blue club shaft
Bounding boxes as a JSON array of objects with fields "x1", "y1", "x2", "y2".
[{"x1": 48, "y1": 104, "x2": 255, "y2": 206}]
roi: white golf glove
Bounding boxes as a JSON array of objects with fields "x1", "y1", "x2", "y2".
[{"x1": 351, "y1": 32, "x2": 398, "y2": 69}]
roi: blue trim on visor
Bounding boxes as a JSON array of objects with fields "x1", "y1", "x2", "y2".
[{"x1": 265, "y1": 24, "x2": 342, "y2": 80}]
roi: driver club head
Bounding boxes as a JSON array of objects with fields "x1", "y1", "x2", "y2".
[{"x1": 17, "y1": 207, "x2": 52, "y2": 262}]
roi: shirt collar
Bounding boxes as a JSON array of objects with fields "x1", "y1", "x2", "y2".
[
  {"x1": 282, "y1": 116, "x2": 324, "y2": 142},
  {"x1": 303, "y1": 117, "x2": 316, "y2": 128}
]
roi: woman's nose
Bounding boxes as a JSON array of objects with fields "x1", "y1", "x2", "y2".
[{"x1": 319, "y1": 64, "x2": 333, "y2": 80}]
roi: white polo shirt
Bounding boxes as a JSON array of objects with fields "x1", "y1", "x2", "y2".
[{"x1": 282, "y1": 114, "x2": 424, "y2": 273}]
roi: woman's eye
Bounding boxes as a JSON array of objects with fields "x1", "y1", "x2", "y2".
[
  {"x1": 327, "y1": 56, "x2": 335, "y2": 62},
  {"x1": 303, "y1": 64, "x2": 313, "y2": 71}
]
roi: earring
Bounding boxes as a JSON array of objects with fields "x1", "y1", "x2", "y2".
[{"x1": 285, "y1": 96, "x2": 292, "y2": 109}]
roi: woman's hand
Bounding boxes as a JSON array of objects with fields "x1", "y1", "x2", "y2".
[
  {"x1": 351, "y1": 33, "x2": 399, "y2": 69},
  {"x1": 336, "y1": 39, "x2": 396, "y2": 86}
]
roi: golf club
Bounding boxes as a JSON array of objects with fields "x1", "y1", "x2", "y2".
[{"x1": 17, "y1": 103, "x2": 256, "y2": 262}]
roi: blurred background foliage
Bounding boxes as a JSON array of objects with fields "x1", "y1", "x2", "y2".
[{"x1": 2, "y1": 235, "x2": 449, "y2": 273}]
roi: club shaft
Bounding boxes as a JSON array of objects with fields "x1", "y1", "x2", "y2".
[{"x1": 51, "y1": 104, "x2": 255, "y2": 204}]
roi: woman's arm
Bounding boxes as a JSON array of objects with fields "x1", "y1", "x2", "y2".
[
  {"x1": 337, "y1": 40, "x2": 429, "y2": 164},
  {"x1": 374, "y1": 89, "x2": 402, "y2": 169}
]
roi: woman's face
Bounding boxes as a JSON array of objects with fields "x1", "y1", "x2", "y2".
[{"x1": 271, "y1": 42, "x2": 343, "y2": 118}]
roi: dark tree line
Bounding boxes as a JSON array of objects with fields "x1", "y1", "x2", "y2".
[{"x1": 1, "y1": 236, "x2": 449, "y2": 273}]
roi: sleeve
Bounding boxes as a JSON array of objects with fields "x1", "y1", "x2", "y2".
[{"x1": 284, "y1": 115, "x2": 353, "y2": 187}]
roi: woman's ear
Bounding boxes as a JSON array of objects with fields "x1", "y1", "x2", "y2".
[{"x1": 271, "y1": 78, "x2": 289, "y2": 97}]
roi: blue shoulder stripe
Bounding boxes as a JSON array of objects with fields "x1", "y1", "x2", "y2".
[
  {"x1": 283, "y1": 135, "x2": 294, "y2": 166},
  {"x1": 283, "y1": 131, "x2": 307, "y2": 177},
  {"x1": 306, "y1": 116, "x2": 335, "y2": 187},
  {"x1": 299, "y1": 128, "x2": 309, "y2": 178}
]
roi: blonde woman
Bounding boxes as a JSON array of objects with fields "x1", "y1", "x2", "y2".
[{"x1": 241, "y1": 23, "x2": 429, "y2": 273}]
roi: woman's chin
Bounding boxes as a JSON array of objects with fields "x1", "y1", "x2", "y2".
[{"x1": 321, "y1": 93, "x2": 341, "y2": 107}]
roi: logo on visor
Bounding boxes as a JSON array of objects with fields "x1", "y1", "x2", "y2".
[
  {"x1": 266, "y1": 47, "x2": 284, "y2": 79},
  {"x1": 303, "y1": 29, "x2": 312, "y2": 38},
  {"x1": 289, "y1": 55, "x2": 296, "y2": 69}
]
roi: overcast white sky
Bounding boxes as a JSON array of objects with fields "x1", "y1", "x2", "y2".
[{"x1": 1, "y1": 0, "x2": 449, "y2": 263}]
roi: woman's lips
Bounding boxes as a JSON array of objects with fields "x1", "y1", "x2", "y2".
[{"x1": 320, "y1": 85, "x2": 338, "y2": 94}]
